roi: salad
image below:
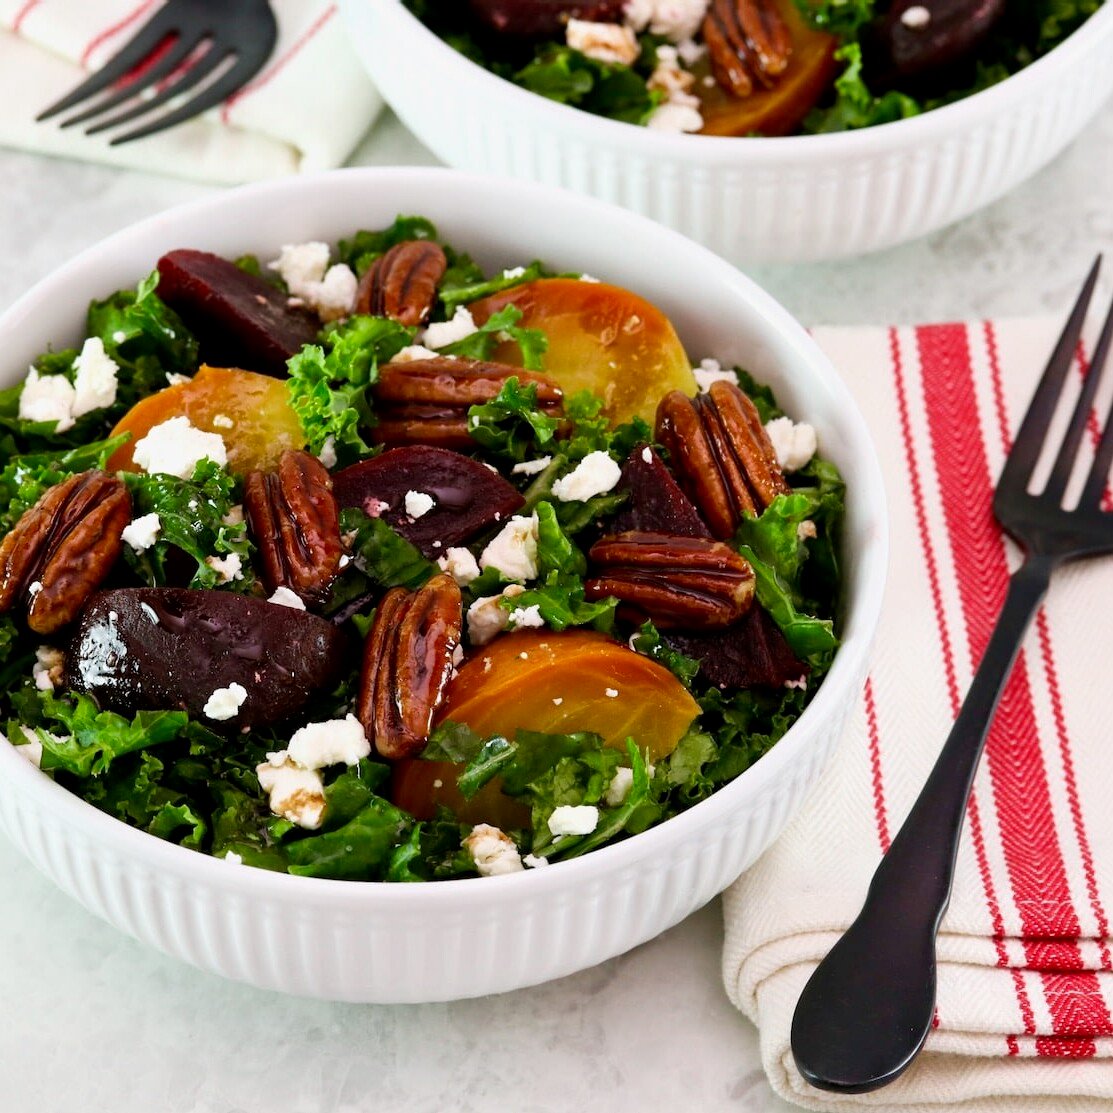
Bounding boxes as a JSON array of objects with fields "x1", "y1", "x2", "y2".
[
  {"x1": 0, "y1": 216, "x2": 843, "y2": 881},
  {"x1": 404, "y1": 0, "x2": 1105, "y2": 136}
]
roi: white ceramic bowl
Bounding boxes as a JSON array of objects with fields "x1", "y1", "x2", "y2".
[
  {"x1": 343, "y1": 0, "x2": 1113, "y2": 264},
  {"x1": 0, "y1": 167, "x2": 887, "y2": 1002}
]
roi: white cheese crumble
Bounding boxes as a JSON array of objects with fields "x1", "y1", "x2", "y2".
[
  {"x1": 72, "y1": 337, "x2": 119, "y2": 417},
  {"x1": 121, "y1": 512, "x2": 161, "y2": 554},
  {"x1": 566, "y1": 18, "x2": 639, "y2": 63},
  {"x1": 479, "y1": 513, "x2": 539, "y2": 581},
  {"x1": 267, "y1": 242, "x2": 357, "y2": 322},
  {"x1": 256, "y1": 755, "x2": 326, "y2": 829},
  {"x1": 32, "y1": 646, "x2": 65, "y2": 692},
  {"x1": 437, "y1": 546, "x2": 481, "y2": 586},
  {"x1": 222, "y1": 504, "x2": 244, "y2": 527},
  {"x1": 552, "y1": 697, "x2": 564, "y2": 706},
  {"x1": 508, "y1": 604, "x2": 544, "y2": 630},
  {"x1": 166, "y1": 372, "x2": 191, "y2": 386},
  {"x1": 604, "y1": 688, "x2": 620, "y2": 698},
  {"x1": 133, "y1": 416, "x2": 227, "y2": 479},
  {"x1": 467, "y1": 584, "x2": 525, "y2": 646},
  {"x1": 797, "y1": 519, "x2": 817, "y2": 542},
  {"x1": 268, "y1": 586, "x2": 306, "y2": 609},
  {"x1": 502, "y1": 266, "x2": 527, "y2": 279},
  {"x1": 404, "y1": 490, "x2": 436, "y2": 519},
  {"x1": 203, "y1": 682, "x2": 247, "y2": 721},
  {"x1": 548, "y1": 804, "x2": 600, "y2": 837},
  {"x1": 692, "y1": 358, "x2": 738, "y2": 392},
  {"x1": 286, "y1": 713, "x2": 369, "y2": 770},
  {"x1": 389, "y1": 344, "x2": 441, "y2": 364},
  {"x1": 624, "y1": 0, "x2": 709, "y2": 42},
  {"x1": 18, "y1": 367, "x2": 77, "y2": 432},
  {"x1": 646, "y1": 43, "x2": 703, "y2": 134},
  {"x1": 421, "y1": 305, "x2": 479, "y2": 349},
  {"x1": 318, "y1": 436, "x2": 338, "y2": 469},
  {"x1": 211, "y1": 413, "x2": 234, "y2": 429},
  {"x1": 764, "y1": 416, "x2": 818, "y2": 473},
  {"x1": 900, "y1": 4, "x2": 931, "y2": 27},
  {"x1": 205, "y1": 553, "x2": 243, "y2": 583},
  {"x1": 522, "y1": 853, "x2": 549, "y2": 869},
  {"x1": 551, "y1": 451, "x2": 622, "y2": 502},
  {"x1": 606, "y1": 766, "x2": 635, "y2": 806},
  {"x1": 784, "y1": 674, "x2": 809, "y2": 691},
  {"x1": 224, "y1": 852, "x2": 243, "y2": 865},
  {"x1": 28, "y1": 581, "x2": 43, "y2": 597},
  {"x1": 465, "y1": 824, "x2": 524, "y2": 876},
  {"x1": 511, "y1": 455, "x2": 552, "y2": 476},
  {"x1": 641, "y1": 446, "x2": 654, "y2": 463}
]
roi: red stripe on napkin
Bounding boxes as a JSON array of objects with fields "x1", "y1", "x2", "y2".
[
  {"x1": 12, "y1": 0, "x2": 42, "y2": 33},
  {"x1": 80, "y1": 0, "x2": 157, "y2": 67},
  {"x1": 864, "y1": 677, "x2": 891, "y2": 855}
]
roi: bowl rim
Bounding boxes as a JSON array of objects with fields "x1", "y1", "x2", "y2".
[
  {"x1": 368, "y1": 0, "x2": 1113, "y2": 160},
  {"x1": 0, "y1": 165, "x2": 888, "y2": 909}
]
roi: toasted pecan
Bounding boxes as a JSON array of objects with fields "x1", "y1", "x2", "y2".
[{"x1": 355, "y1": 241, "x2": 447, "y2": 328}]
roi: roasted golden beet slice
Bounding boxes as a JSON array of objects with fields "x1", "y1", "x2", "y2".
[
  {"x1": 332, "y1": 445, "x2": 524, "y2": 558},
  {"x1": 157, "y1": 249, "x2": 320, "y2": 377},
  {"x1": 391, "y1": 758, "x2": 532, "y2": 829},
  {"x1": 436, "y1": 630, "x2": 700, "y2": 761},
  {"x1": 69, "y1": 588, "x2": 350, "y2": 729}
]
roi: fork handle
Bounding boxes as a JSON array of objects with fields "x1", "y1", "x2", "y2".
[{"x1": 790, "y1": 554, "x2": 1054, "y2": 1093}]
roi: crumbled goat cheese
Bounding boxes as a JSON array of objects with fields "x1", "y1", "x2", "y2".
[
  {"x1": 121, "y1": 512, "x2": 161, "y2": 554},
  {"x1": 390, "y1": 344, "x2": 442, "y2": 364},
  {"x1": 764, "y1": 416, "x2": 818, "y2": 472},
  {"x1": 133, "y1": 416, "x2": 227, "y2": 479},
  {"x1": 648, "y1": 100, "x2": 703, "y2": 133},
  {"x1": 480, "y1": 514, "x2": 539, "y2": 581},
  {"x1": 676, "y1": 37, "x2": 706, "y2": 64},
  {"x1": 437, "y1": 546, "x2": 481, "y2": 586},
  {"x1": 797, "y1": 519, "x2": 817, "y2": 542},
  {"x1": 624, "y1": 0, "x2": 709, "y2": 41},
  {"x1": 33, "y1": 646, "x2": 65, "y2": 692},
  {"x1": 606, "y1": 766, "x2": 635, "y2": 806},
  {"x1": 605, "y1": 688, "x2": 620, "y2": 698},
  {"x1": 267, "y1": 242, "x2": 356, "y2": 322},
  {"x1": 405, "y1": 490, "x2": 435, "y2": 518},
  {"x1": 785, "y1": 674, "x2": 809, "y2": 691},
  {"x1": 72, "y1": 337, "x2": 119, "y2": 417},
  {"x1": 268, "y1": 586, "x2": 306, "y2": 609},
  {"x1": 522, "y1": 853, "x2": 549, "y2": 869},
  {"x1": 508, "y1": 604, "x2": 545, "y2": 630},
  {"x1": 205, "y1": 553, "x2": 243, "y2": 583},
  {"x1": 166, "y1": 372, "x2": 191, "y2": 386},
  {"x1": 203, "y1": 682, "x2": 247, "y2": 721},
  {"x1": 421, "y1": 306, "x2": 479, "y2": 349},
  {"x1": 648, "y1": 45, "x2": 696, "y2": 97},
  {"x1": 641, "y1": 446, "x2": 654, "y2": 463},
  {"x1": 692, "y1": 358, "x2": 738, "y2": 392},
  {"x1": 18, "y1": 367, "x2": 77, "y2": 432},
  {"x1": 211, "y1": 413, "x2": 234, "y2": 429},
  {"x1": 270, "y1": 241, "x2": 330, "y2": 294},
  {"x1": 502, "y1": 266, "x2": 527, "y2": 279},
  {"x1": 287, "y1": 713, "x2": 370, "y2": 770},
  {"x1": 318, "y1": 437, "x2": 337, "y2": 469},
  {"x1": 311, "y1": 264, "x2": 359, "y2": 322},
  {"x1": 256, "y1": 755, "x2": 326, "y2": 829},
  {"x1": 900, "y1": 4, "x2": 931, "y2": 27},
  {"x1": 511, "y1": 455, "x2": 552, "y2": 476},
  {"x1": 467, "y1": 584, "x2": 525, "y2": 646},
  {"x1": 552, "y1": 697, "x2": 564, "y2": 706},
  {"x1": 566, "y1": 18, "x2": 639, "y2": 64},
  {"x1": 548, "y1": 804, "x2": 600, "y2": 837},
  {"x1": 551, "y1": 451, "x2": 622, "y2": 502},
  {"x1": 224, "y1": 852, "x2": 243, "y2": 865},
  {"x1": 222, "y1": 505, "x2": 244, "y2": 527},
  {"x1": 465, "y1": 824, "x2": 524, "y2": 876}
]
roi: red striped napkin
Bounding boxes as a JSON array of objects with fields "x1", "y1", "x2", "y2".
[
  {"x1": 0, "y1": 0, "x2": 381, "y2": 183},
  {"x1": 723, "y1": 316, "x2": 1113, "y2": 1111}
]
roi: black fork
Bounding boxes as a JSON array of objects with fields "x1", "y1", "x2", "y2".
[
  {"x1": 36, "y1": 0, "x2": 277, "y2": 146},
  {"x1": 790, "y1": 257, "x2": 1113, "y2": 1093}
]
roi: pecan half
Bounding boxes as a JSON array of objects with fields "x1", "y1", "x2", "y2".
[
  {"x1": 656, "y1": 381, "x2": 789, "y2": 540},
  {"x1": 357, "y1": 573, "x2": 463, "y2": 760},
  {"x1": 355, "y1": 241, "x2": 447, "y2": 328},
  {"x1": 585, "y1": 531, "x2": 755, "y2": 628},
  {"x1": 244, "y1": 450, "x2": 344, "y2": 606},
  {"x1": 0, "y1": 470, "x2": 131, "y2": 634},
  {"x1": 703, "y1": 0, "x2": 792, "y2": 98},
  {"x1": 372, "y1": 357, "x2": 564, "y2": 450}
]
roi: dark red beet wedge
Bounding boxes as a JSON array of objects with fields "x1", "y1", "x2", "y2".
[
  {"x1": 468, "y1": 0, "x2": 624, "y2": 36},
  {"x1": 69, "y1": 588, "x2": 349, "y2": 729},
  {"x1": 610, "y1": 445, "x2": 712, "y2": 539},
  {"x1": 157, "y1": 249, "x2": 320, "y2": 377},
  {"x1": 333, "y1": 446, "x2": 525, "y2": 558},
  {"x1": 664, "y1": 606, "x2": 807, "y2": 690}
]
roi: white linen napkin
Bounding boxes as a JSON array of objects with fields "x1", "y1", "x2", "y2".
[
  {"x1": 0, "y1": 0, "x2": 382, "y2": 183},
  {"x1": 724, "y1": 316, "x2": 1113, "y2": 1112}
]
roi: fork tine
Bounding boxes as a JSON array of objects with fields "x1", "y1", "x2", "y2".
[
  {"x1": 1075, "y1": 294, "x2": 1113, "y2": 509},
  {"x1": 84, "y1": 43, "x2": 228, "y2": 136},
  {"x1": 36, "y1": 9, "x2": 179, "y2": 121},
  {"x1": 997, "y1": 257, "x2": 1102, "y2": 495},
  {"x1": 108, "y1": 50, "x2": 263, "y2": 145},
  {"x1": 58, "y1": 33, "x2": 205, "y2": 130}
]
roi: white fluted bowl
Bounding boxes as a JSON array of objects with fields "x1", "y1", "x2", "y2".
[
  {"x1": 0, "y1": 168, "x2": 886, "y2": 1002},
  {"x1": 343, "y1": 0, "x2": 1113, "y2": 264}
]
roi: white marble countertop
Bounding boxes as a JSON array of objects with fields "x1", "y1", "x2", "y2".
[{"x1": 2, "y1": 102, "x2": 1112, "y2": 1113}]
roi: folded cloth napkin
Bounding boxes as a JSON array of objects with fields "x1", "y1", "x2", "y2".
[
  {"x1": 0, "y1": 0, "x2": 382, "y2": 183},
  {"x1": 724, "y1": 315, "x2": 1113, "y2": 1112}
]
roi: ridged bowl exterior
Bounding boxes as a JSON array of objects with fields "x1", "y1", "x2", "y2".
[
  {"x1": 344, "y1": 0, "x2": 1113, "y2": 264},
  {"x1": 0, "y1": 168, "x2": 887, "y2": 1002}
]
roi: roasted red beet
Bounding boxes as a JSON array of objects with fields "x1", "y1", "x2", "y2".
[
  {"x1": 156, "y1": 250, "x2": 320, "y2": 377},
  {"x1": 333, "y1": 446, "x2": 524, "y2": 558},
  {"x1": 468, "y1": 0, "x2": 624, "y2": 35},
  {"x1": 875, "y1": 0, "x2": 1006, "y2": 83},
  {"x1": 609, "y1": 445, "x2": 712, "y2": 539},
  {"x1": 69, "y1": 588, "x2": 349, "y2": 729},
  {"x1": 664, "y1": 606, "x2": 807, "y2": 690}
]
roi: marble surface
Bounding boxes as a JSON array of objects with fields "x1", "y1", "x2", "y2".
[{"x1": 1, "y1": 101, "x2": 1111, "y2": 1113}]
